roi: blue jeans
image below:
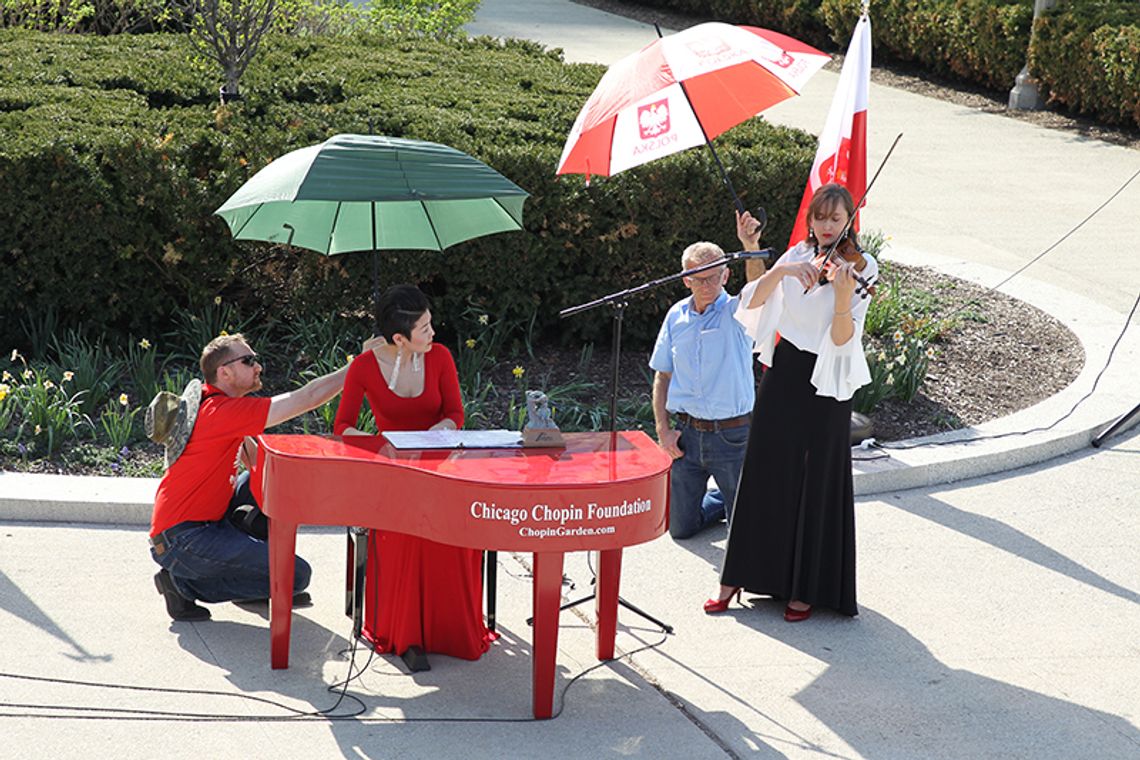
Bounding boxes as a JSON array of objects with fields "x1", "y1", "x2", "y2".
[
  {"x1": 669, "y1": 421, "x2": 750, "y2": 539},
  {"x1": 150, "y1": 472, "x2": 311, "y2": 603}
]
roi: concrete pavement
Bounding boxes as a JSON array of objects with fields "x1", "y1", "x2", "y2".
[
  {"x1": 2, "y1": 2, "x2": 1138, "y2": 757},
  {"x1": 2, "y1": 426, "x2": 1137, "y2": 758}
]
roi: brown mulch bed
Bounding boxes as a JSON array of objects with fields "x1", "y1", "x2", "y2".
[
  {"x1": 860, "y1": 265, "x2": 1082, "y2": 440},
  {"x1": 496, "y1": 263, "x2": 1083, "y2": 443},
  {"x1": 1, "y1": 260, "x2": 1083, "y2": 476}
]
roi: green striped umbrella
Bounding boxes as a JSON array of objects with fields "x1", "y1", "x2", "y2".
[{"x1": 215, "y1": 134, "x2": 528, "y2": 306}]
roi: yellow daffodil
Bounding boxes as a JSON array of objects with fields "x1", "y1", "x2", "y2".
[
  {"x1": 512, "y1": 366, "x2": 525, "y2": 379},
  {"x1": 219, "y1": 330, "x2": 229, "y2": 337},
  {"x1": 119, "y1": 393, "x2": 129, "y2": 406},
  {"x1": 214, "y1": 296, "x2": 222, "y2": 305},
  {"x1": 478, "y1": 314, "x2": 489, "y2": 325},
  {"x1": 139, "y1": 338, "x2": 151, "y2": 350},
  {"x1": 0, "y1": 383, "x2": 9, "y2": 402},
  {"x1": 346, "y1": 354, "x2": 355, "y2": 364},
  {"x1": 62, "y1": 371, "x2": 74, "y2": 382},
  {"x1": 465, "y1": 338, "x2": 477, "y2": 349}
]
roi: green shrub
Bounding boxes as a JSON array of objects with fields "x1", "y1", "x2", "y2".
[
  {"x1": 1031, "y1": 1, "x2": 1140, "y2": 128},
  {"x1": 820, "y1": 0, "x2": 1034, "y2": 90},
  {"x1": 0, "y1": 29, "x2": 816, "y2": 352},
  {"x1": 631, "y1": 1, "x2": 832, "y2": 48}
]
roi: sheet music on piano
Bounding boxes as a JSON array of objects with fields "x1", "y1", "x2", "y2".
[{"x1": 383, "y1": 429, "x2": 524, "y2": 450}]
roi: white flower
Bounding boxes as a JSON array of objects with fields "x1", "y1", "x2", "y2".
[
  {"x1": 926, "y1": 347, "x2": 936, "y2": 359},
  {"x1": 877, "y1": 351, "x2": 887, "y2": 362},
  {"x1": 886, "y1": 374, "x2": 895, "y2": 386},
  {"x1": 119, "y1": 393, "x2": 129, "y2": 407},
  {"x1": 478, "y1": 314, "x2": 489, "y2": 325},
  {"x1": 139, "y1": 338, "x2": 151, "y2": 350},
  {"x1": 62, "y1": 371, "x2": 74, "y2": 382},
  {"x1": 892, "y1": 330, "x2": 904, "y2": 344},
  {"x1": 896, "y1": 353, "x2": 906, "y2": 366}
]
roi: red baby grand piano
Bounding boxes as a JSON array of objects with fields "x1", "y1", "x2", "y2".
[{"x1": 250, "y1": 430, "x2": 671, "y2": 719}]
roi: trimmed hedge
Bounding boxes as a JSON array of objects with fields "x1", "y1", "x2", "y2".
[
  {"x1": 0, "y1": 30, "x2": 816, "y2": 350},
  {"x1": 1032, "y1": 1, "x2": 1140, "y2": 127},
  {"x1": 821, "y1": 0, "x2": 1033, "y2": 90},
  {"x1": 639, "y1": 0, "x2": 832, "y2": 48}
]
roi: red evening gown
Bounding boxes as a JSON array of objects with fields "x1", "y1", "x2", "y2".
[{"x1": 334, "y1": 345, "x2": 491, "y2": 660}]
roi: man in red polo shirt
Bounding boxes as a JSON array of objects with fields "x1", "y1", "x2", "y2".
[{"x1": 149, "y1": 332, "x2": 379, "y2": 621}]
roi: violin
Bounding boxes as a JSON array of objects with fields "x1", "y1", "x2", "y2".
[
  {"x1": 809, "y1": 232, "x2": 877, "y2": 299},
  {"x1": 802, "y1": 132, "x2": 903, "y2": 302}
]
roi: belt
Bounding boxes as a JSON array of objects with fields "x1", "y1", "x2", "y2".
[
  {"x1": 674, "y1": 412, "x2": 751, "y2": 433},
  {"x1": 149, "y1": 520, "x2": 212, "y2": 557}
]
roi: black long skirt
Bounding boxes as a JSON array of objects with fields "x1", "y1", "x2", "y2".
[{"x1": 721, "y1": 339, "x2": 858, "y2": 616}]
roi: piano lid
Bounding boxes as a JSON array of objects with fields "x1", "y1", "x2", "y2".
[{"x1": 257, "y1": 431, "x2": 670, "y2": 487}]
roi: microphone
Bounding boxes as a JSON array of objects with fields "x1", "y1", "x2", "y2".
[{"x1": 726, "y1": 248, "x2": 777, "y2": 263}]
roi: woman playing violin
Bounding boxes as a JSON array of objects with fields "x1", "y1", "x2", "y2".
[{"x1": 704, "y1": 183, "x2": 877, "y2": 622}]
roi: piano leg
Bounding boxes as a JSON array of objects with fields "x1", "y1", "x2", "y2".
[
  {"x1": 531, "y1": 551, "x2": 565, "y2": 720},
  {"x1": 595, "y1": 549, "x2": 622, "y2": 660},
  {"x1": 351, "y1": 528, "x2": 368, "y2": 638},
  {"x1": 344, "y1": 529, "x2": 354, "y2": 619},
  {"x1": 269, "y1": 519, "x2": 299, "y2": 669},
  {"x1": 485, "y1": 550, "x2": 497, "y2": 634}
]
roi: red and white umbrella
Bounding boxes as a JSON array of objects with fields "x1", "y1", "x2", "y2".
[{"x1": 557, "y1": 22, "x2": 829, "y2": 195}]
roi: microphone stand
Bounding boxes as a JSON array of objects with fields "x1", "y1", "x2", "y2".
[
  {"x1": 542, "y1": 250, "x2": 773, "y2": 634},
  {"x1": 1091, "y1": 401, "x2": 1140, "y2": 448}
]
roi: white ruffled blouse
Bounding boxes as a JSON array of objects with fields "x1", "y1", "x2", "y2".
[{"x1": 734, "y1": 241, "x2": 878, "y2": 401}]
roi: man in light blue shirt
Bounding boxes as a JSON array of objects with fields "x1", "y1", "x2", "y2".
[{"x1": 650, "y1": 241, "x2": 756, "y2": 539}]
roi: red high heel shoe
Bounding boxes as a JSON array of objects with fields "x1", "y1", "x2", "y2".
[
  {"x1": 783, "y1": 603, "x2": 812, "y2": 622},
  {"x1": 703, "y1": 587, "x2": 741, "y2": 614}
]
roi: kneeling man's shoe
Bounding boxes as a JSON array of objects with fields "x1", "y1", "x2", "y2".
[{"x1": 154, "y1": 570, "x2": 210, "y2": 621}]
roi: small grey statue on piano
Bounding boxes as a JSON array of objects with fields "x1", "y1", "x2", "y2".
[{"x1": 523, "y1": 390, "x2": 565, "y2": 448}]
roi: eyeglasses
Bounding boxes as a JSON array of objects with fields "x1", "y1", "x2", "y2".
[
  {"x1": 686, "y1": 270, "x2": 724, "y2": 285},
  {"x1": 221, "y1": 353, "x2": 260, "y2": 368}
]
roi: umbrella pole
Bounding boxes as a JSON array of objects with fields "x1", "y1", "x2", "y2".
[
  {"x1": 653, "y1": 23, "x2": 747, "y2": 216},
  {"x1": 680, "y1": 82, "x2": 747, "y2": 217},
  {"x1": 371, "y1": 202, "x2": 380, "y2": 336}
]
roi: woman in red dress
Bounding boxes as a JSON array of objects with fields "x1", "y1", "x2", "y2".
[{"x1": 334, "y1": 284, "x2": 491, "y2": 661}]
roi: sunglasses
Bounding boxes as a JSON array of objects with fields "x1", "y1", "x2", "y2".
[{"x1": 221, "y1": 353, "x2": 260, "y2": 368}]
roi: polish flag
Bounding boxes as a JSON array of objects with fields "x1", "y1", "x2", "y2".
[{"x1": 787, "y1": 14, "x2": 871, "y2": 248}]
